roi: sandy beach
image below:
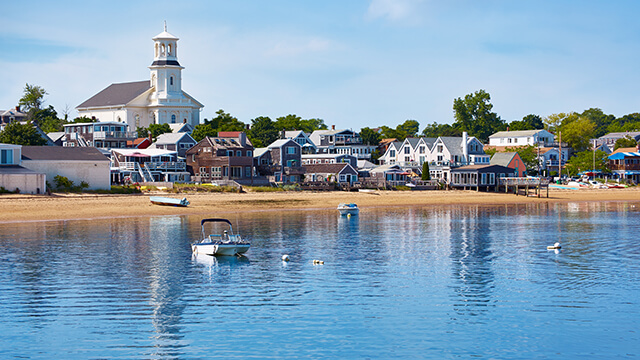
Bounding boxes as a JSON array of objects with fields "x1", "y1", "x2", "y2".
[{"x1": 1, "y1": 187, "x2": 639, "y2": 223}]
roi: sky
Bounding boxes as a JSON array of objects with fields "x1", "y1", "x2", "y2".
[{"x1": 2, "y1": 0, "x2": 640, "y2": 131}]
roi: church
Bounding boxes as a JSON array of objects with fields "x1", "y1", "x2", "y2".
[{"x1": 76, "y1": 25, "x2": 204, "y2": 130}]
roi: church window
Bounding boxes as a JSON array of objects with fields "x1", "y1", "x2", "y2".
[
  {"x1": 161, "y1": 43, "x2": 165, "y2": 56},
  {"x1": 170, "y1": 76, "x2": 174, "y2": 86},
  {"x1": 171, "y1": 114, "x2": 176, "y2": 123},
  {"x1": 155, "y1": 43, "x2": 159, "y2": 57},
  {"x1": 168, "y1": 44, "x2": 172, "y2": 55}
]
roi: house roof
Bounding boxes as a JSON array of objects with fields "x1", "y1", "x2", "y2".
[
  {"x1": 0, "y1": 165, "x2": 43, "y2": 175},
  {"x1": 357, "y1": 159, "x2": 376, "y2": 169},
  {"x1": 304, "y1": 163, "x2": 354, "y2": 174},
  {"x1": 46, "y1": 132, "x2": 65, "y2": 142},
  {"x1": 77, "y1": 81, "x2": 151, "y2": 108},
  {"x1": 253, "y1": 148, "x2": 269, "y2": 158},
  {"x1": 169, "y1": 123, "x2": 193, "y2": 133},
  {"x1": 21, "y1": 146, "x2": 109, "y2": 161},
  {"x1": 268, "y1": 139, "x2": 298, "y2": 148},
  {"x1": 438, "y1": 137, "x2": 466, "y2": 156},
  {"x1": 112, "y1": 148, "x2": 177, "y2": 157},
  {"x1": 301, "y1": 153, "x2": 355, "y2": 159},
  {"x1": 0, "y1": 109, "x2": 28, "y2": 117},
  {"x1": 611, "y1": 146, "x2": 639, "y2": 155},
  {"x1": 153, "y1": 132, "x2": 194, "y2": 145},
  {"x1": 370, "y1": 164, "x2": 403, "y2": 173},
  {"x1": 451, "y1": 164, "x2": 514, "y2": 172},
  {"x1": 609, "y1": 151, "x2": 640, "y2": 160},
  {"x1": 598, "y1": 131, "x2": 640, "y2": 140},
  {"x1": 489, "y1": 129, "x2": 548, "y2": 138},
  {"x1": 490, "y1": 152, "x2": 518, "y2": 167}
]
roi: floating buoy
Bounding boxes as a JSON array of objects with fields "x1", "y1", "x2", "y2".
[
  {"x1": 547, "y1": 242, "x2": 562, "y2": 250},
  {"x1": 313, "y1": 259, "x2": 324, "y2": 265},
  {"x1": 347, "y1": 213, "x2": 351, "y2": 218},
  {"x1": 282, "y1": 254, "x2": 290, "y2": 262}
]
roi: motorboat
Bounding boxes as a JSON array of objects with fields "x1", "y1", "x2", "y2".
[
  {"x1": 191, "y1": 218, "x2": 250, "y2": 256},
  {"x1": 337, "y1": 203, "x2": 359, "y2": 216},
  {"x1": 150, "y1": 196, "x2": 190, "y2": 207}
]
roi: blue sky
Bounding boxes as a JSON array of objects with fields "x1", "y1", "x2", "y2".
[{"x1": 2, "y1": 0, "x2": 639, "y2": 131}]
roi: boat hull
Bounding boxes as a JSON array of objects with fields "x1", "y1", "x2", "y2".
[
  {"x1": 338, "y1": 208, "x2": 359, "y2": 216},
  {"x1": 191, "y1": 242, "x2": 250, "y2": 256}
]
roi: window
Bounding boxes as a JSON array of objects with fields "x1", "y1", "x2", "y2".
[
  {"x1": 489, "y1": 173, "x2": 495, "y2": 184},
  {"x1": 245, "y1": 166, "x2": 252, "y2": 178},
  {"x1": 236, "y1": 150, "x2": 242, "y2": 157},
  {"x1": 405, "y1": 156, "x2": 410, "y2": 162},
  {"x1": 211, "y1": 167, "x2": 221, "y2": 179},
  {"x1": 0, "y1": 149, "x2": 13, "y2": 164},
  {"x1": 287, "y1": 146, "x2": 296, "y2": 154},
  {"x1": 135, "y1": 114, "x2": 140, "y2": 128},
  {"x1": 247, "y1": 150, "x2": 252, "y2": 157},
  {"x1": 191, "y1": 154, "x2": 196, "y2": 162},
  {"x1": 419, "y1": 146, "x2": 425, "y2": 154},
  {"x1": 199, "y1": 167, "x2": 208, "y2": 177},
  {"x1": 389, "y1": 150, "x2": 396, "y2": 157},
  {"x1": 339, "y1": 175, "x2": 347, "y2": 182},
  {"x1": 171, "y1": 114, "x2": 176, "y2": 123},
  {"x1": 404, "y1": 147, "x2": 410, "y2": 154},
  {"x1": 227, "y1": 150, "x2": 233, "y2": 157},
  {"x1": 170, "y1": 76, "x2": 174, "y2": 86},
  {"x1": 437, "y1": 145, "x2": 443, "y2": 152},
  {"x1": 231, "y1": 167, "x2": 242, "y2": 178}
]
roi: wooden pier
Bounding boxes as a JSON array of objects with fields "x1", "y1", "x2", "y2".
[{"x1": 499, "y1": 177, "x2": 550, "y2": 197}]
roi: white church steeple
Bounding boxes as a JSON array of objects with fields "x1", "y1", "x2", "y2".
[{"x1": 149, "y1": 22, "x2": 184, "y2": 101}]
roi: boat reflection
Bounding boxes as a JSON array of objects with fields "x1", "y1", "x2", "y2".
[{"x1": 192, "y1": 252, "x2": 250, "y2": 267}]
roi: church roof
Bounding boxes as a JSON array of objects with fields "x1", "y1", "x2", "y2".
[{"x1": 76, "y1": 81, "x2": 151, "y2": 108}]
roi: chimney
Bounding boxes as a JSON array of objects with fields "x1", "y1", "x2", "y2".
[
  {"x1": 331, "y1": 125, "x2": 335, "y2": 130},
  {"x1": 245, "y1": 124, "x2": 250, "y2": 130},
  {"x1": 462, "y1": 131, "x2": 469, "y2": 164},
  {"x1": 183, "y1": 118, "x2": 187, "y2": 124},
  {"x1": 148, "y1": 132, "x2": 152, "y2": 142},
  {"x1": 15, "y1": 106, "x2": 20, "y2": 112},
  {"x1": 239, "y1": 132, "x2": 246, "y2": 146}
]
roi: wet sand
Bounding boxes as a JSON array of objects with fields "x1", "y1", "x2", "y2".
[{"x1": 1, "y1": 187, "x2": 639, "y2": 223}]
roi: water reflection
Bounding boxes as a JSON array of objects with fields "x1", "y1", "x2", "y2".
[{"x1": 1, "y1": 201, "x2": 639, "y2": 358}]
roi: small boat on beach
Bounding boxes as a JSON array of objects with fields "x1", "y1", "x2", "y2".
[
  {"x1": 191, "y1": 218, "x2": 250, "y2": 256},
  {"x1": 150, "y1": 196, "x2": 190, "y2": 207},
  {"x1": 337, "y1": 203, "x2": 359, "y2": 216}
]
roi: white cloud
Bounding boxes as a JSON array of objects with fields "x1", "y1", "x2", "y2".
[{"x1": 366, "y1": 0, "x2": 425, "y2": 23}]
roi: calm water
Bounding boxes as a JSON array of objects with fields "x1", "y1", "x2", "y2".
[{"x1": 1, "y1": 202, "x2": 639, "y2": 359}]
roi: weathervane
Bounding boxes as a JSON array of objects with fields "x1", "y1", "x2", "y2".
[{"x1": 164, "y1": 20, "x2": 167, "y2": 32}]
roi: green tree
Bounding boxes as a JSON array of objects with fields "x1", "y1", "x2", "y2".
[
  {"x1": 35, "y1": 105, "x2": 65, "y2": 133},
  {"x1": 299, "y1": 118, "x2": 327, "y2": 133},
  {"x1": 191, "y1": 124, "x2": 217, "y2": 141},
  {"x1": 248, "y1": 116, "x2": 279, "y2": 148},
  {"x1": 72, "y1": 116, "x2": 97, "y2": 123},
  {"x1": 580, "y1": 108, "x2": 615, "y2": 138},
  {"x1": 421, "y1": 161, "x2": 431, "y2": 180},
  {"x1": 137, "y1": 127, "x2": 149, "y2": 138},
  {"x1": 558, "y1": 116, "x2": 596, "y2": 152},
  {"x1": 379, "y1": 125, "x2": 403, "y2": 141},
  {"x1": 504, "y1": 145, "x2": 539, "y2": 175},
  {"x1": 508, "y1": 114, "x2": 544, "y2": 131},
  {"x1": 359, "y1": 127, "x2": 381, "y2": 146},
  {"x1": 397, "y1": 119, "x2": 420, "y2": 138},
  {"x1": 148, "y1": 123, "x2": 172, "y2": 139},
  {"x1": 421, "y1": 122, "x2": 459, "y2": 137},
  {"x1": 565, "y1": 150, "x2": 610, "y2": 176},
  {"x1": 452, "y1": 89, "x2": 505, "y2": 143},
  {"x1": 543, "y1": 112, "x2": 574, "y2": 134},
  {"x1": 18, "y1": 83, "x2": 47, "y2": 120},
  {"x1": 0, "y1": 121, "x2": 47, "y2": 145},
  {"x1": 614, "y1": 136, "x2": 638, "y2": 150},
  {"x1": 607, "y1": 113, "x2": 640, "y2": 133},
  {"x1": 274, "y1": 114, "x2": 302, "y2": 131}
]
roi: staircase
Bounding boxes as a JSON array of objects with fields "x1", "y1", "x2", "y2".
[{"x1": 136, "y1": 163, "x2": 154, "y2": 182}]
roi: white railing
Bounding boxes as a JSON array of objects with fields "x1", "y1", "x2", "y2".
[
  {"x1": 117, "y1": 161, "x2": 186, "y2": 172},
  {"x1": 93, "y1": 131, "x2": 137, "y2": 140}
]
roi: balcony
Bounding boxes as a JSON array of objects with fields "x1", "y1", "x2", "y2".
[
  {"x1": 333, "y1": 136, "x2": 362, "y2": 146},
  {"x1": 117, "y1": 161, "x2": 186, "y2": 172},
  {"x1": 609, "y1": 163, "x2": 640, "y2": 171},
  {"x1": 94, "y1": 131, "x2": 137, "y2": 140}
]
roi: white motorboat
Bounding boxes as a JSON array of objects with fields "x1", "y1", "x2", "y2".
[
  {"x1": 337, "y1": 203, "x2": 359, "y2": 216},
  {"x1": 191, "y1": 218, "x2": 250, "y2": 256},
  {"x1": 150, "y1": 196, "x2": 190, "y2": 207}
]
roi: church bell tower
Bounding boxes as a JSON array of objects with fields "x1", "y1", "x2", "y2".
[{"x1": 149, "y1": 22, "x2": 184, "y2": 101}]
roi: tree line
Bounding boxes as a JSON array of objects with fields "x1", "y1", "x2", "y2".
[{"x1": 3, "y1": 85, "x2": 640, "y2": 159}]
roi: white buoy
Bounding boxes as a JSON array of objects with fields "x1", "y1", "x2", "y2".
[
  {"x1": 547, "y1": 242, "x2": 562, "y2": 250},
  {"x1": 282, "y1": 254, "x2": 290, "y2": 262},
  {"x1": 313, "y1": 259, "x2": 324, "y2": 265}
]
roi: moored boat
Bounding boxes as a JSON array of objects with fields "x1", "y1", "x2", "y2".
[
  {"x1": 337, "y1": 203, "x2": 359, "y2": 216},
  {"x1": 191, "y1": 218, "x2": 250, "y2": 256},
  {"x1": 149, "y1": 196, "x2": 190, "y2": 207}
]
